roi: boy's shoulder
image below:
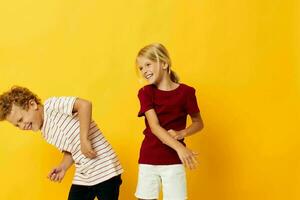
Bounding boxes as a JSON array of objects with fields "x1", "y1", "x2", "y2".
[
  {"x1": 44, "y1": 96, "x2": 77, "y2": 108},
  {"x1": 44, "y1": 96, "x2": 60, "y2": 107}
]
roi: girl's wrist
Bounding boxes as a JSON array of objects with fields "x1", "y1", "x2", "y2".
[
  {"x1": 174, "y1": 143, "x2": 185, "y2": 152},
  {"x1": 181, "y1": 129, "x2": 187, "y2": 137}
]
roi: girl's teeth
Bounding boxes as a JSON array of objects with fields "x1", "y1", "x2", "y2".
[{"x1": 146, "y1": 74, "x2": 152, "y2": 79}]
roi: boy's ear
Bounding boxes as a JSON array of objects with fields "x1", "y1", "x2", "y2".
[{"x1": 28, "y1": 99, "x2": 38, "y2": 109}]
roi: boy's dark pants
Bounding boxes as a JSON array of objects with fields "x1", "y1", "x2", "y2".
[{"x1": 68, "y1": 175, "x2": 122, "y2": 200}]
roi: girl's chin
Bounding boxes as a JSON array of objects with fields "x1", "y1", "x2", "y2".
[{"x1": 147, "y1": 79, "x2": 155, "y2": 84}]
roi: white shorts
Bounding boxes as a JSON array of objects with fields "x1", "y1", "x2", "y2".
[{"x1": 135, "y1": 164, "x2": 187, "y2": 200}]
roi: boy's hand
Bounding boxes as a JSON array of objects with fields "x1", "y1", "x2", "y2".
[
  {"x1": 80, "y1": 139, "x2": 97, "y2": 159},
  {"x1": 168, "y1": 129, "x2": 186, "y2": 140},
  {"x1": 47, "y1": 166, "x2": 66, "y2": 183},
  {"x1": 176, "y1": 146, "x2": 198, "y2": 170}
]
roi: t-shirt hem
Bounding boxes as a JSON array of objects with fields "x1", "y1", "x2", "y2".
[{"x1": 71, "y1": 169, "x2": 123, "y2": 186}]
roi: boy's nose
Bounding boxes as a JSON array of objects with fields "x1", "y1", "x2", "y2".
[{"x1": 20, "y1": 123, "x2": 26, "y2": 130}]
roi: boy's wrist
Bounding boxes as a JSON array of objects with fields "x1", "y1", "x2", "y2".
[
  {"x1": 80, "y1": 135, "x2": 89, "y2": 141},
  {"x1": 59, "y1": 163, "x2": 67, "y2": 171}
]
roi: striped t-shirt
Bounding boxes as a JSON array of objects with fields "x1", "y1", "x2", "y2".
[{"x1": 41, "y1": 96, "x2": 123, "y2": 186}]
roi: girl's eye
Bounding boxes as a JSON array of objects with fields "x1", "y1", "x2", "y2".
[
  {"x1": 146, "y1": 63, "x2": 151, "y2": 66},
  {"x1": 139, "y1": 67, "x2": 143, "y2": 71}
]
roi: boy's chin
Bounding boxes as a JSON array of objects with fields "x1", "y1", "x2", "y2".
[{"x1": 31, "y1": 127, "x2": 40, "y2": 132}]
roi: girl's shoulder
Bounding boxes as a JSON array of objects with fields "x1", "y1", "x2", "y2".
[
  {"x1": 179, "y1": 83, "x2": 196, "y2": 92},
  {"x1": 138, "y1": 84, "x2": 155, "y2": 93}
]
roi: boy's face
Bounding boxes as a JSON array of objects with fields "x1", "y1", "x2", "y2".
[{"x1": 5, "y1": 100, "x2": 43, "y2": 132}]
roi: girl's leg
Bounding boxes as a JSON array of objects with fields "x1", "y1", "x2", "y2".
[
  {"x1": 68, "y1": 184, "x2": 95, "y2": 200},
  {"x1": 138, "y1": 199, "x2": 156, "y2": 200},
  {"x1": 94, "y1": 175, "x2": 122, "y2": 200},
  {"x1": 135, "y1": 164, "x2": 161, "y2": 200},
  {"x1": 161, "y1": 164, "x2": 187, "y2": 200}
]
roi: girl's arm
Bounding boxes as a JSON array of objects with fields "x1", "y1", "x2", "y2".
[
  {"x1": 184, "y1": 112, "x2": 204, "y2": 136},
  {"x1": 169, "y1": 112, "x2": 204, "y2": 140},
  {"x1": 73, "y1": 98, "x2": 96, "y2": 159},
  {"x1": 145, "y1": 109, "x2": 198, "y2": 169}
]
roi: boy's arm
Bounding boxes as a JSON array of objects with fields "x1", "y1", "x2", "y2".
[
  {"x1": 73, "y1": 98, "x2": 96, "y2": 158},
  {"x1": 48, "y1": 151, "x2": 73, "y2": 182},
  {"x1": 60, "y1": 151, "x2": 74, "y2": 170},
  {"x1": 145, "y1": 109, "x2": 198, "y2": 169},
  {"x1": 169, "y1": 112, "x2": 204, "y2": 140}
]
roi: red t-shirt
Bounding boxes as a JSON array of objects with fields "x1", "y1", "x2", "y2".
[{"x1": 138, "y1": 83, "x2": 200, "y2": 165}]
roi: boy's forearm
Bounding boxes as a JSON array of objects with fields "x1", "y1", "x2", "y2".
[
  {"x1": 60, "y1": 151, "x2": 74, "y2": 170},
  {"x1": 77, "y1": 100, "x2": 92, "y2": 140}
]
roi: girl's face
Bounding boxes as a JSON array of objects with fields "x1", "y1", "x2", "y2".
[{"x1": 137, "y1": 56, "x2": 167, "y2": 85}]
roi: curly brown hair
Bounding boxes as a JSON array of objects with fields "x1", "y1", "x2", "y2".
[{"x1": 0, "y1": 86, "x2": 41, "y2": 121}]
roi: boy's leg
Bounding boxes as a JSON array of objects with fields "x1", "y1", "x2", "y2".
[
  {"x1": 68, "y1": 184, "x2": 95, "y2": 200},
  {"x1": 94, "y1": 175, "x2": 122, "y2": 200}
]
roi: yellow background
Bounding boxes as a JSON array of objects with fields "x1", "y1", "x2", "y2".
[{"x1": 0, "y1": 0, "x2": 299, "y2": 200}]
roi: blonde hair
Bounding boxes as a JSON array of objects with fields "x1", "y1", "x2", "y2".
[
  {"x1": 136, "y1": 43, "x2": 179, "y2": 83},
  {"x1": 0, "y1": 86, "x2": 41, "y2": 121}
]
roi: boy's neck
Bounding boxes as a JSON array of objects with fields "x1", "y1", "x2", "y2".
[{"x1": 38, "y1": 105, "x2": 44, "y2": 131}]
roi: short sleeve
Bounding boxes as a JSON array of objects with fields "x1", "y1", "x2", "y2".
[
  {"x1": 44, "y1": 96, "x2": 77, "y2": 116},
  {"x1": 186, "y1": 87, "x2": 200, "y2": 115},
  {"x1": 138, "y1": 86, "x2": 154, "y2": 117}
]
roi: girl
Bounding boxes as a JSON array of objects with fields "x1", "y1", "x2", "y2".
[{"x1": 135, "y1": 43, "x2": 204, "y2": 200}]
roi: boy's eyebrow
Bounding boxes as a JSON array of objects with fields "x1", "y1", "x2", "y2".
[{"x1": 17, "y1": 117, "x2": 22, "y2": 123}]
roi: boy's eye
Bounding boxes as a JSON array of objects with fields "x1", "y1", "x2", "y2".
[
  {"x1": 139, "y1": 67, "x2": 143, "y2": 71},
  {"x1": 146, "y1": 63, "x2": 151, "y2": 67}
]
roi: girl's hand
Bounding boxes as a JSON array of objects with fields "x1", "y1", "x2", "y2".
[
  {"x1": 80, "y1": 139, "x2": 97, "y2": 159},
  {"x1": 47, "y1": 166, "x2": 66, "y2": 183},
  {"x1": 168, "y1": 129, "x2": 186, "y2": 140},
  {"x1": 176, "y1": 146, "x2": 198, "y2": 170}
]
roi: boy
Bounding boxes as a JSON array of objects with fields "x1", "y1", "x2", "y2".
[{"x1": 0, "y1": 86, "x2": 123, "y2": 200}]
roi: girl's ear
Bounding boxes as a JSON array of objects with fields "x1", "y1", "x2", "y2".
[{"x1": 162, "y1": 62, "x2": 169, "y2": 70}]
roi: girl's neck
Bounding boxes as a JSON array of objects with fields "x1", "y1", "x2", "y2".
[{"x1": 155, "y1": 74, "x2": 179, "y2": 91}]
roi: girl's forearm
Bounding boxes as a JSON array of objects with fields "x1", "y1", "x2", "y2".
[
  {"x1": 151, "y1": 125, "x2": 184, "y2": 151},
  {"x1": 182, "y1": 121, "x2": 204, "y2": 137}
]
